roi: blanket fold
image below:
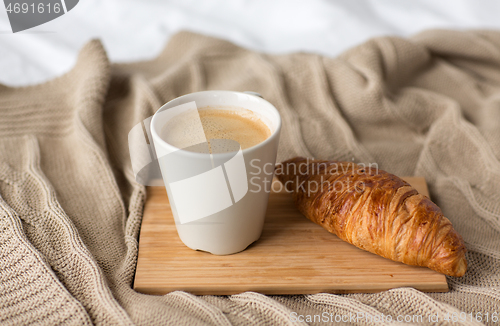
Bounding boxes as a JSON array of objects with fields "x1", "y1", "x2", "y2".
[{"x1": 1, "y1": 30, "x2": 499, "y2": 325}]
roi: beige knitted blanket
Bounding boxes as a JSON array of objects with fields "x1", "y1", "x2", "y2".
[{"x1": 1, "y1": 30, "x2": 499, "y2": 325}]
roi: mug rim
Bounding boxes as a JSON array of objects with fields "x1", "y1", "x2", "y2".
[{"x1": 150, "y1": 90, "x2": 282, "y2": 157}]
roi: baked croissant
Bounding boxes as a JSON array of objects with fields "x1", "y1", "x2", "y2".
[{"x1": 275, "y1": 157, "x2": 467, "y2": 277}]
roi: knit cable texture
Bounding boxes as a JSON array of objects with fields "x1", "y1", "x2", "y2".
[{"x1": 0, "y1": 30, "x2": 499, "y2": 325}]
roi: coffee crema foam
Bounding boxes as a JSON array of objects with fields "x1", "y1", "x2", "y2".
[{"x1": 161, "y1": 107, "x2": 271, "y2": 152}]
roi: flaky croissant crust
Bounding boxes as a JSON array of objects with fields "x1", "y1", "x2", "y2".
[{"x1": 276, "y1": 157, "x2": 467, "y2": 277}]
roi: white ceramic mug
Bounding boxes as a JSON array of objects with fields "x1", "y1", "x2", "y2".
[{"x1": 150, "y1": 91, "x2": 281, "y2": 255}]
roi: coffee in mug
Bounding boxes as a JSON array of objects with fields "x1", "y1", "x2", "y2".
[
  {"x1": 160, "y1": 107, "x2": 271, "y2": 152},
  {"x1": 150, "y1": 91, "x2": 281, "y2": 255}
]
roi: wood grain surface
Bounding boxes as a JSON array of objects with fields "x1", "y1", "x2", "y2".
[{"x1": 133, "y1": 177, "x2": 448, "y2": 295}]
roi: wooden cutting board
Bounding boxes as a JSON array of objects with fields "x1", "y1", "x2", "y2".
[{"x1": 133, "y1": 177, "x2": 448, "y2": 295}]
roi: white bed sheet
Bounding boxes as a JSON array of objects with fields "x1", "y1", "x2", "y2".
[{"x1": 1, "y1": 0, "x2": 500, "y2": 86}]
